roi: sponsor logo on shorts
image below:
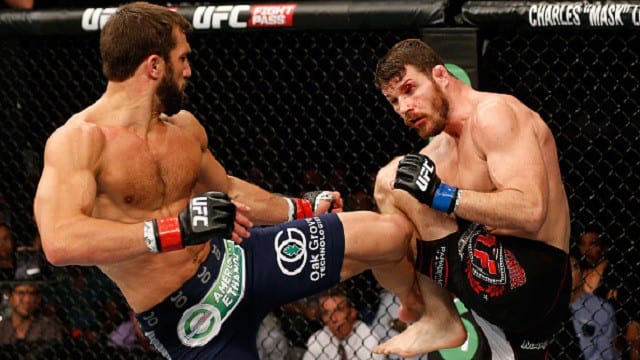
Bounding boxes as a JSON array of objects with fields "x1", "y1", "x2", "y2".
[
  {"x1": 430, "y1": 245, "x2": 449, "y2": 287},
  {"x1": 306, "y1": 217, "x2": 327, "y2": 282},
  {"x1": 505, "y1": 250, "x2": 527, "y2": 289},
  {"x1": 275, "y1": 228, "x2": 307, "y2": 276},
  {"x1": 469, "y1": 234, "x2": 507, "y2": 284},
  {"x1": 466, "y1": 232, "x2": 508, "y2": 299},
  {"x1": 274, "y1": 217, "x2": 327, "y2": 282},
  {"x1": 178, "y1": 304, "x2": 222, "y2": 347},
  {"x1": 178, "y1": 240, "x2": 245, "y2": 347},
  {"x1": 520, "y1": 339, "x2": 548, "y2": 350}
]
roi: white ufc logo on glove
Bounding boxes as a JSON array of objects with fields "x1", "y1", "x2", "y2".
[
  {"x1": 416, "y1": 161, "x2": 435, "y2": 191},
  {"x1": 191, "y1": 197, "x2": 209, "y2": 227}
]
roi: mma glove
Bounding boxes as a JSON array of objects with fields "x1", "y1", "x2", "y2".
[
  {"x1": 394, "y1": 153, "x2": 459, "y2": 214},
  {"x1": 144, "y1": 192, "x2": 236, "y2": 253},
  {"x1": 286, "y1": 191, "x2": 335, "y2": 221}
]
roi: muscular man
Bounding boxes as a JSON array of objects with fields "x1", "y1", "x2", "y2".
[
  {"x1": 33, "y1": 3, "x2": 416, "y2": 358},
  {"x1": 371, "y1": 39, "x2": 571, "y2": 359}
]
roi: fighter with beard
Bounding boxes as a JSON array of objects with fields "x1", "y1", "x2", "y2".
[
  {"x1": 33, "y1": 3, "x2": 424, "y2": 359},
  {"x1": 370, "y1": 39, "x2": 572, "y2": 359}
]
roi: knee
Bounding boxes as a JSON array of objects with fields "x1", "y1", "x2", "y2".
[
  {"x1": 383, "y1": 213, "x2": 414, "y2": 259},
  {"x1": 374, "y1": 159, "x2": 399, "y2": 208}
]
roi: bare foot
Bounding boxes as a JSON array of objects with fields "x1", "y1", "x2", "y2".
[{"x1": 373, "y1": 311, "x2": 466, "y2": 358}]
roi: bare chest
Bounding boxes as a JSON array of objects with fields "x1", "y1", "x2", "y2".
[
  {"x1": 96, "y1": 128, "x2": 201, "y2": 211},
  {"x1": 428, "y1": 138, "x2": 494, "y2": 191}
]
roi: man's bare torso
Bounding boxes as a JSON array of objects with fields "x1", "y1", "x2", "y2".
[
  {"x1": 423, "y1": 93, "x2": 570, "y2": 251},
  {"x1": 73, "y1": 108, "x2": 211, "y2": 313}
]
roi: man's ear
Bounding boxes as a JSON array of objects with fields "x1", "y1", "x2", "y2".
[
  {"x1": 432, "y1": 64, "x2": 450, "y2": 86},
  {"x1": 146, "y1": 54, "x2": 164, "y2": 80}
]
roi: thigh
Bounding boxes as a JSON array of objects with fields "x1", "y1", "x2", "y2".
[{"x1": 243, "y1": 214, "x2": 345, "y2": 310}]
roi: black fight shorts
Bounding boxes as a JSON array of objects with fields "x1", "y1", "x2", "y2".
[{"x1": 415, "y1": 221, "x2": 571, "y2": 359}]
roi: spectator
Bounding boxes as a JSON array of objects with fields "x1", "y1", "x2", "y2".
[
  {"x1": 0, "y1": 252, "x2": 64, "y2": 344},
  {"x1": 303, "y1": 288, "x2": 384, "y2": 360},
  {"x1": 578, "y1": 229, "x2": 612, "y2": 295},
  {"x1": 569, "y1": 252, "x2": 620, "y2": 360},
  {"x1": 577, "y1": 227, "x2": 640, "y2": 358}
]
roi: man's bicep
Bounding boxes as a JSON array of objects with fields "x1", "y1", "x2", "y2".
[
  {"x1": 476, "y1": 109, "x2": 547, "y2": 194},
  {"x1": 34, "y1": 129, "x2": 100, "y2": 233},
  {"x1": 36, "y1": 166, "x2": 97, "y2": 220}
]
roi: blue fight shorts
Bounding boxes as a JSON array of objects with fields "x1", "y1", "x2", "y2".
[
  {"x1": 415, "y1": 221, "x2": 571, "y2": 359},
  {"x1": 135, "y1": 214, "x2": 345, "y2": 359}
]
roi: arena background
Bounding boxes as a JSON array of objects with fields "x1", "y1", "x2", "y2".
[{"x1": 0, "y1": 1, "x2": 638, "y2": 359}]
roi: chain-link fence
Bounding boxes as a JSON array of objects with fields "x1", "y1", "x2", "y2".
[
  {"x1": 1, "y1": 5, "x2": 639, "y2": 360},
  {"x1": 480, "y1": 28, "x2": 640, "y2": 359}
]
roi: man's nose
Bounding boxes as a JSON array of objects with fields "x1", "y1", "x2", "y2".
[{"x1": 399, "y1": 99, "x2": 413, "y2": 119}]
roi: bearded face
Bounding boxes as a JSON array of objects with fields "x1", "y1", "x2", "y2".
[
  {"x1": 157, "y1": 62, "x2": 185, "y2": 116},
  {"x1": 411, "y1": 82, "x2": 449, "y2": 139},
  {"x1": 382, "y1": 65, "x2": 451, "y2": 140}
]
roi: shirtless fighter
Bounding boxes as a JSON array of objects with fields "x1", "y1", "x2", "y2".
[
  {"x1": 33, "y1": 3, "x2": 416, "y2": 358},
  {"x1": 371, "y1": 39, "x2": 572, "y2": 359}
]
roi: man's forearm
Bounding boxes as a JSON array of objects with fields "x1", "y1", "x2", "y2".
[
  {"x1": 41, "y1": 217, "x2": 148, "y2": 266},
  {"x1": 453, "y1": 189, "x2": 545, "y2": 233}
]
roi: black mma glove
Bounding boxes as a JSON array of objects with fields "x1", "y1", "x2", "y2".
[
  {"x1": 144, "y1": 192, "x2": 236, "y2": 253},
  {"x1": 394, "y1": 153, "x2": 459, "y2": 214},
  {"x1": 286, "y1": 191, "x2": 335, "y2": 220}
]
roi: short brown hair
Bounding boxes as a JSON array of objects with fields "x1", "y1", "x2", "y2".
[
  {"x1": 100, "y1": 2, "x2": 192, "y2": 81},
  {"x1": 374, "y1": 38, "x2": 444, "y2": 89}
]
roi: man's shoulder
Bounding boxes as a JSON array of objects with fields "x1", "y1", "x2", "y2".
[
  {"x1": 163, "y1": 110, "x2": 207, "y2": 142},
  {"x1": 473, "y1": 95, "x2": 516, "y2": 122},
  {"x1": 49, "y1": 116, "x2": 104, "y2": 145},
  {"x1": 163, "y1": 110, "x2": 198, "y2": 127},
  {"x1": 44, "y1": 119, "x2": 106, "y2": 168}
]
